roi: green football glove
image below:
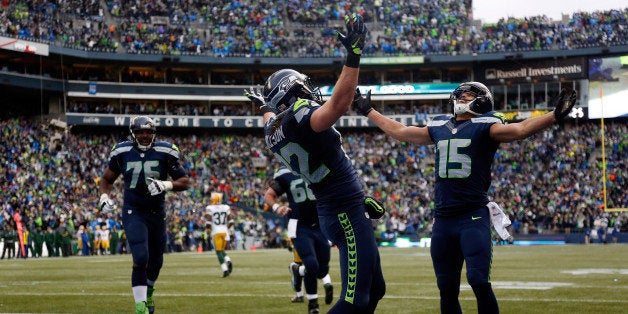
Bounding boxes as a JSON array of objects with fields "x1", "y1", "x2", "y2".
[{"x1": 336, "y1": 13, "x2": 367, "y2": 56}]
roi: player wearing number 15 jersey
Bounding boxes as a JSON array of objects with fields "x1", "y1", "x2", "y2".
[
  {"x1": 356, "y1": 81, "x2": 576, "y2": 313},
  {"x1": 205, "y1": 192, "x2": 233, "y2": 278},
  {"x1": 99, "y1": 116, "x2": 191, "y2": 314}
]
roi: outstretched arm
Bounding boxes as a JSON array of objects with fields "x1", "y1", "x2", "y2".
[
  {"x1": 353, "y1": 88, "x2": 433, "y2": 145},
  {"x1": 367, "y1": 110, "x2": 433, "y2": 144},
  {"x1": 490, "y1": 89, "x2": 576, "y2": 142},
  {"x1": 490, "y1": 111, "x2": 555, "y2": 143}
]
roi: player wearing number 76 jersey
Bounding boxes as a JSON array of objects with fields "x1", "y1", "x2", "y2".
[
  {"x1": 205, "y1": 192, "x2": 234, "y2": 278},
  {"x1": 99, "y1": 115, "x2": 191, "y2": 314}
]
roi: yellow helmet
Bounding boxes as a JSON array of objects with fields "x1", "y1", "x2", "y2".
[{"x1": 210, "y1": 192, "x2": 223, "y2": 205}]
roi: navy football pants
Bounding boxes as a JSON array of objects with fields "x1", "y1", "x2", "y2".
[
  {"x1": 430, "y1": 206, "x2": 493, "y2": 294},
  {"x1": 122, "y1": 208, "x2": 166, "y2": 287},
  {"x1": 319, "y1": 207, "x2": 385, "y2": 314},
  {"x1": 291, "y1": 225, "x2": 331, "y2": 295}
]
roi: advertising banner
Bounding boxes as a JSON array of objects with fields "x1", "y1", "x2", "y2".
[{"x1": 477, "y1": 58, "x2": 586, "y2": 84}]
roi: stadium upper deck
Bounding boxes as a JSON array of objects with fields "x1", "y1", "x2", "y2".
[{"x1": 0, "y1": 1, "x2": 627, "y2": 122}]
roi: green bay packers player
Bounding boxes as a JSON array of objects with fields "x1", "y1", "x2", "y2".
[{"x1": 205, "y1": 192, "x2": 234, "y2": 277}]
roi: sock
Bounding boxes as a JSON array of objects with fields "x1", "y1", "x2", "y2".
[
  {"x1": 296, "y1": 291, "x2": 304, "y2": 297},
  {"x1": 322, "y1": 274, "x2": 331, "y2": 285},
  {"x1": 133, "y1": 285, "x2": 147, "y2": 303},
  {"x1": 307, "y1": 295, "x2": 318, "y2": 301},
  {"x1": 221, "y1": 262, "x2": 228, "y2": 271},
  {"x1": 299, "y1": 265, "x2": 305, "y2": 276}
]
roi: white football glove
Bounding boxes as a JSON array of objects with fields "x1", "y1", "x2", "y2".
[
  {"x1": 147, "y1": 177, "x2": 173, "y2": 196},
  {"x1": 225, "y1": 233, "x2": 231, "y2": 242},
  {"x1": 99, "y1": 193, "x2": 114, "y2": 213}
]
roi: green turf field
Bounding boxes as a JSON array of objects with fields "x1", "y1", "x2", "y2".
[{"x1": 0, "y1": 245, "x2": 626, "y2": 313}]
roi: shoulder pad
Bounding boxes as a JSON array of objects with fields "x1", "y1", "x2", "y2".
[
  {"x1": 489, "y1": 111, "x2": 506, "y2": 123},
  {"x1": 427, "y1": 115, "x2": 452, "y2": 127},
  {"x1": 154, "y1": 141, "x2": 179, "y2": 151},
  {"x1": 153, "y1": 141, "x2": 180, "y2": 158},
  {"x1": 292, "y1": 99, "x2": 314, "y2": 123},
  {"x1": 111, "y1": 141, "x2": 133, "y2": 156}
]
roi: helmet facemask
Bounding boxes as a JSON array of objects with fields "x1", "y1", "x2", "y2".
[
  {"x1": 449, "y1": 82, "x2": 494, "y2": 117},
  {"x1": 129, "y1": 116, "x2": 157, "y2": 151},
  {"x1": 453, "y1": 94, "x2": 481, "y2": 116}
]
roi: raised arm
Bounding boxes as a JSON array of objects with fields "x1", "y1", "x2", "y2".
[{"x1": 310, "y1": 13, "x2": 367, "y2": 132}]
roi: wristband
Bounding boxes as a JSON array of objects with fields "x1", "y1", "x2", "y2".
[
  {"x1": 272, "y1": 203, "x2": 280, "y2": 212},
  {"x1": 345, "y1": 54, "x2": 360, "y2": 68},
  {"x1": 164, "y1": 180, "x2": 173, "y2": 191}
]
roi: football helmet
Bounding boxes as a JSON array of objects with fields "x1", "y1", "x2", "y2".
[
  {"x1": 129, "y1": 116, "x2": 156, "y2": 151},
  {"x1": 210, "y1": 192, "x2": 223, "y2": 205},
  {"x1": 263, "y1": 69, "x2": 322, "y2": 113},
  {"x1": 449, "y1": 82, "x2": 494, "y2": 116}
]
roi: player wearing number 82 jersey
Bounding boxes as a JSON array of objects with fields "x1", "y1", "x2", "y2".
[{"x1": 260, "y1": 66, "x2": 386, "y2": 313}]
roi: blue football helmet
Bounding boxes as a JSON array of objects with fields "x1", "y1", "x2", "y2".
[
  {"x1": 129, "y1": 116, "x2": 156, "y2": 151},
  {"x1": 449, "y1": 82, "x2": 494, "y2": 116},
  {"x1": 263, "y1": 69, "x2": 322, "y2": 113}
]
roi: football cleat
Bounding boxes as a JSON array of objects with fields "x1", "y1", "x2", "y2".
[
  {"x1": 308, "y1": 300, "x2": 320, "y2": 314},
  {"x1": 146, "y1": 287, "x2": 155, "y2": 314},
  {"x1": 290, "y1": 263, "x2": 302, "y2": 292},
  {"x1": 222, "y1": 270, "x2": 230, "y2": 278},
  {"x1": 291, "y1": 296, "x2": 304, "y2": 303},
  {"x1": 324, "y1": 283, "x2": 333, "y2": 305},
  {"x1": 135, "y1": 301, "x2": 149, "y2": 314},
  {"x1": 227, "y1": 260, "x2": 233, "y2": 274}
]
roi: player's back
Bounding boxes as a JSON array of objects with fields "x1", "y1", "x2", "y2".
[
  {"x1": 206, "y1": 204, "x2": 230, "y2": 235},
  {"x1": 274, "y1": 166, "x2": 319, "y2": 227},
  {"x1": 264, "y1": 100, "x2": 363, "y2": 214}
]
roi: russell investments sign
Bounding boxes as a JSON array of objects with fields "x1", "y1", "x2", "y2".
[{"x1": 478, "y1": 57, "x2": 586, "y2": 84}]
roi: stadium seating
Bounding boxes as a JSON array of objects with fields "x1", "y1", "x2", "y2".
[{"x1": 0, "y1": 118, "x2": 625, "y2": 255}]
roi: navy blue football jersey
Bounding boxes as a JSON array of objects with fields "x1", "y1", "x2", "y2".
[
  {"x1": 427, "y1": 112, "x2": 504, "y2": 217},
  {"x1": 264, "y1": 99, "x2": 363, "y2": 215},
  {"x1": 107, "y1": 141, "x2": 187, "y2": 210},
  {"x1": 271, "y1": 166, "x2": 319, "y2": 227}
]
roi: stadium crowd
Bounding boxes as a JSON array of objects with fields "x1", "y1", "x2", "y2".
[
  {"x1": 0, "y1": 1, "x2": 626, "y2": 57},
  {"x1": 1, "y1": 116, "x2": 626, "y2": 257}
]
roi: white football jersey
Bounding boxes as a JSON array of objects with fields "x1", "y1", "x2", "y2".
[{"x1": 206, "y1": 204, "x2": 230, "y2": 235}]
